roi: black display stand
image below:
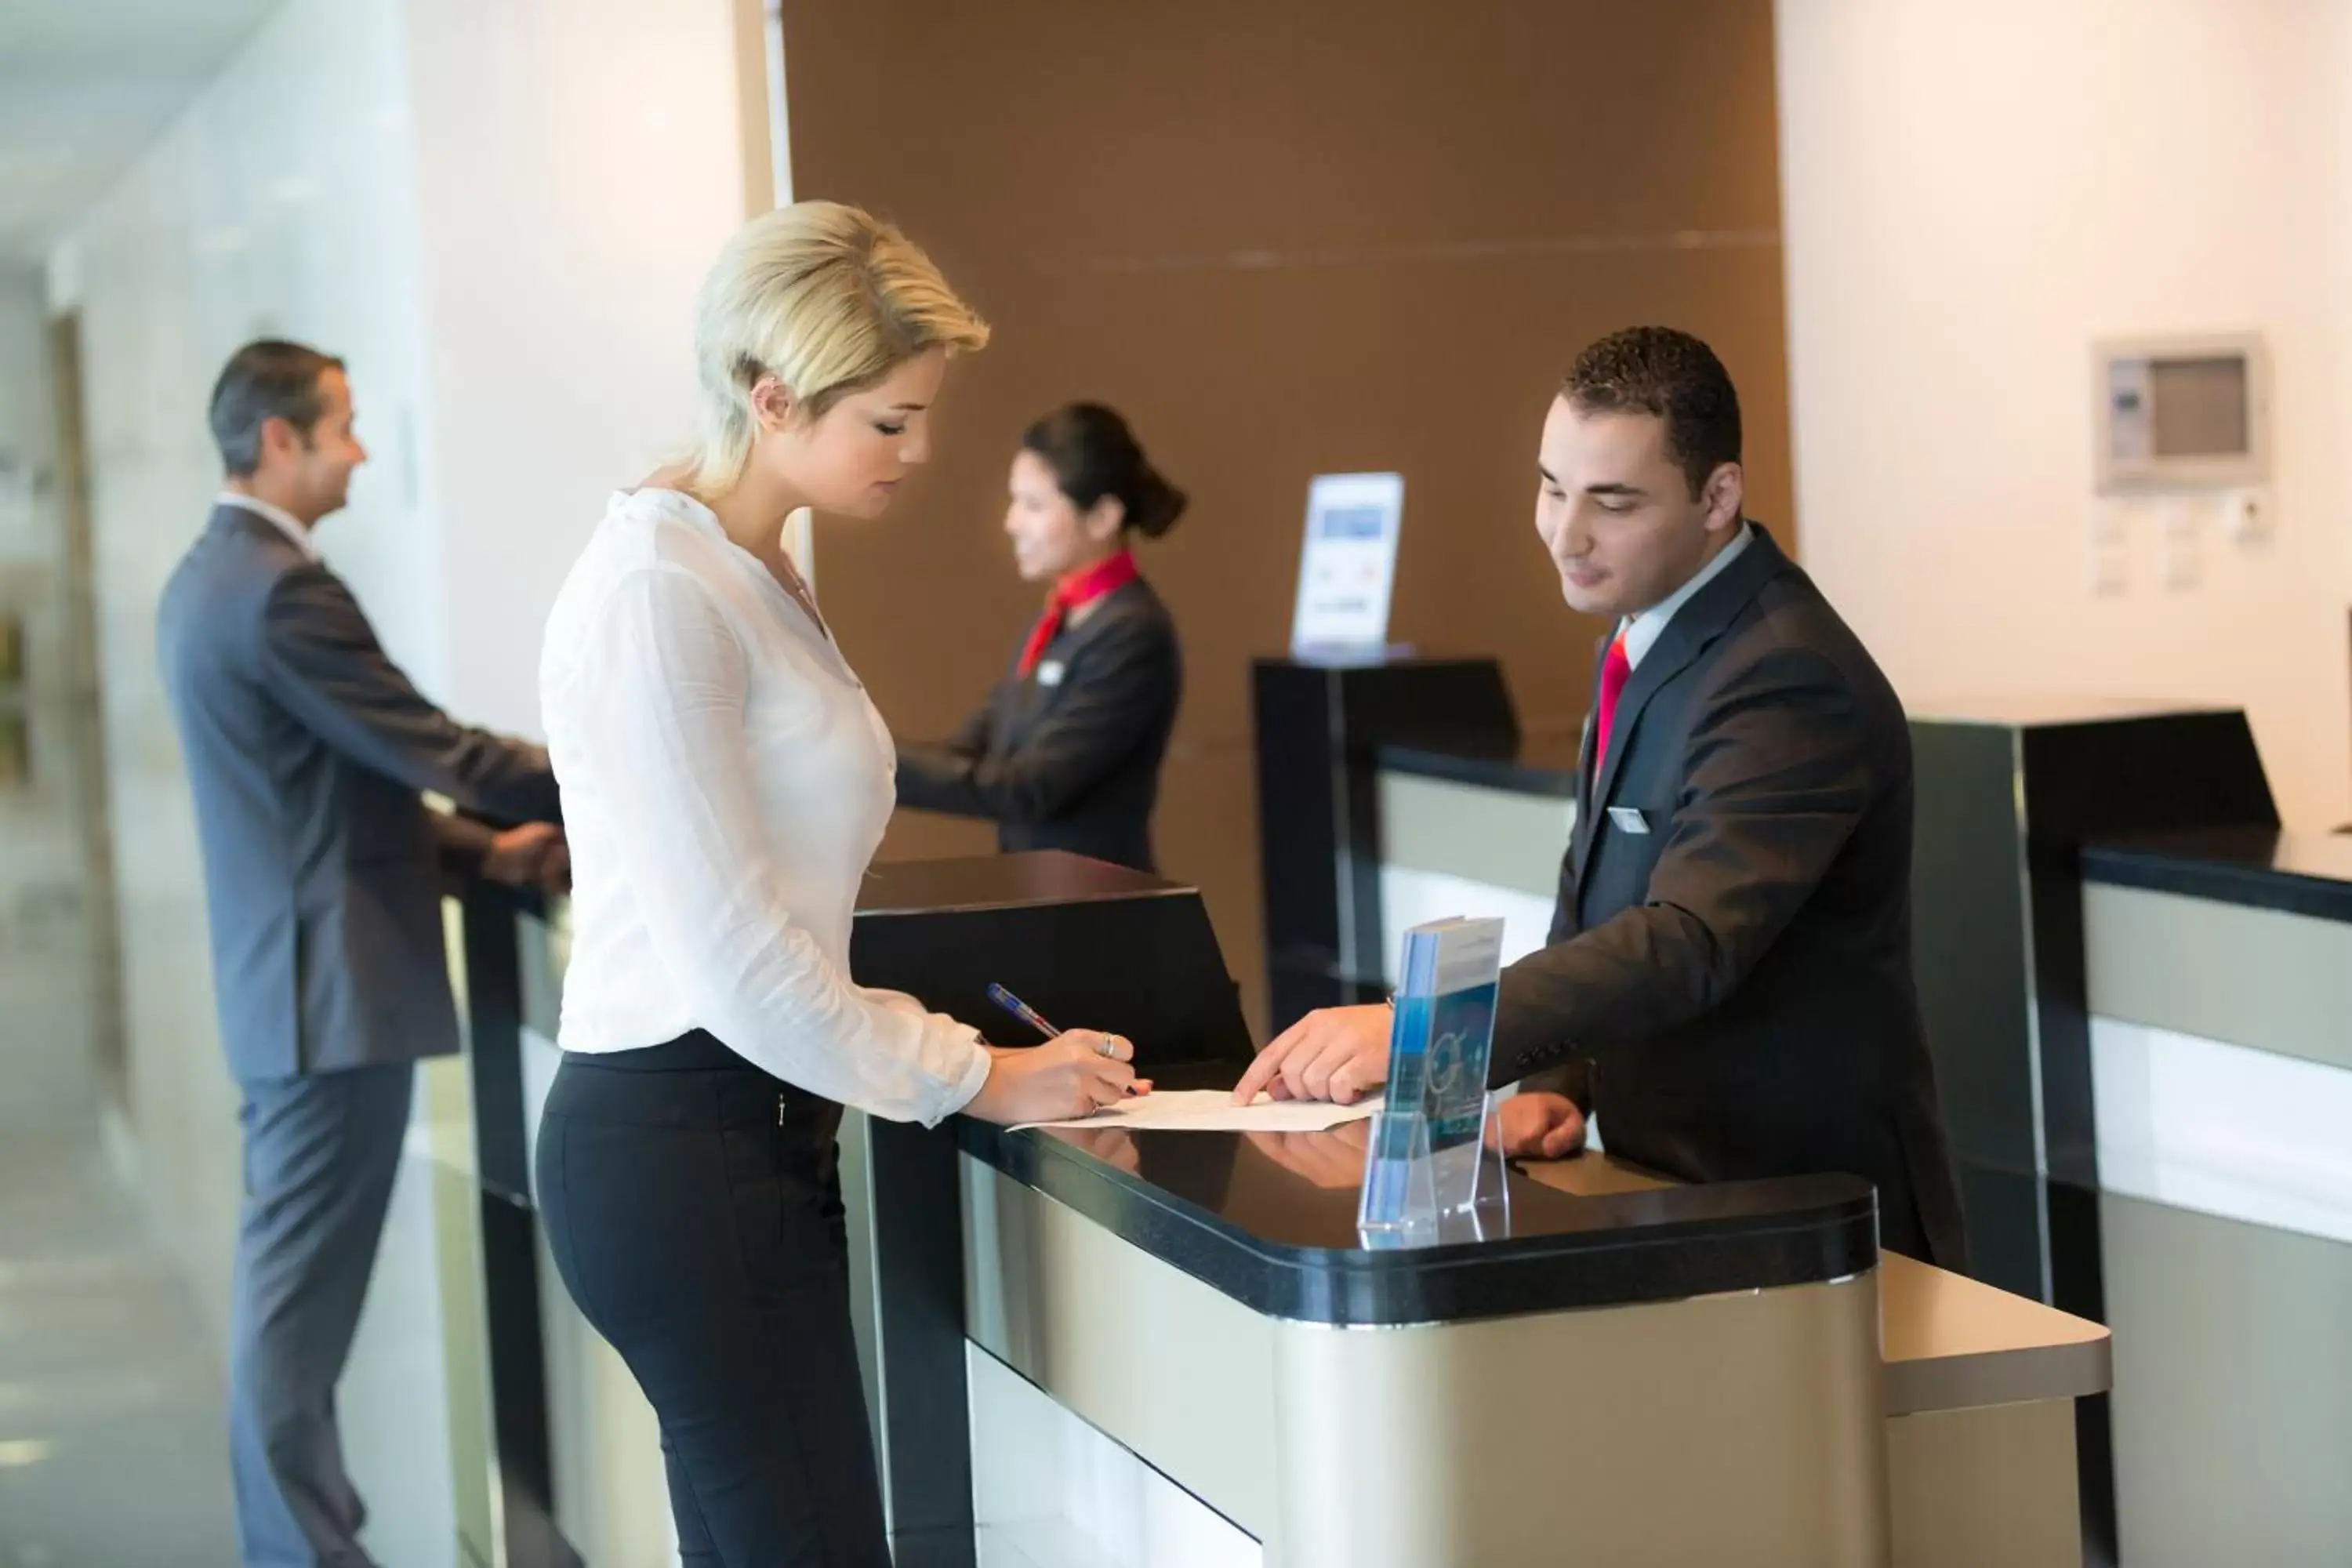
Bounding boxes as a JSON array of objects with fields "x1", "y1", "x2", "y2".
[{"x1": 1250, "y1": 655, "x2": 1519, "y2": 1032}]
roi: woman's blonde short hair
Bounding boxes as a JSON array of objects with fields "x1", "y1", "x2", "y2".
[{"x1": 687, "y1": 201, "x2": 990, "y2": 493}]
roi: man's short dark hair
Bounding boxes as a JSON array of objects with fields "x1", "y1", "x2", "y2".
[
  {"x1": 1561, "y1": 327, "x2": 1741, "y2": 497},
  {"x1": 209, "y1": 339, "x2": 344, "y2": 477}
]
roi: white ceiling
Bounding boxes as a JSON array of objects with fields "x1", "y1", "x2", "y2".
[{"x1": 0, "y1": 0, "x2": 278, "y2": 263}]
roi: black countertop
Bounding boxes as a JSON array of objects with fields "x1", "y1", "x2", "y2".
[
  {"x1": 858, "y1": 851, "x2": 1184, "y2": 915},
  {"x1": 2081, "y1": 826, "x2": 2352, "y2": 924},
  {"x1": 956, "y1": 1067, "x2": 1877, "y2": 1327},
  {"x1": 1377, "y1": 735, "x2": 1583, "y2": 800},
  {"x1": 1381, "y1": 701, "x2": 2252, "y2": 789}
]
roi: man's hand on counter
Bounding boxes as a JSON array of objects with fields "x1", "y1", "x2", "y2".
[
  {"x1": 1232, "y1": 1004, "x2": 1390, "y2": 1105},
  {"x1": 1490, "y1": 1093, "x2": 1588, "y2": 1161},
  {"x1": 1059, "y1": 1124, "x2": 1142, "y2": 1174},
  {"x1": 483, "y1": 822, "x2": 568, "y2": 894},
  {"x1": 532, "y1": 834, "x2": 572, "y2": 896}
]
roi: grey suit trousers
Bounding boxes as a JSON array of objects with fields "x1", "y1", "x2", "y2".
[{"x1": 228, "y1": 1063, "x2": 413, "y2": 1568}]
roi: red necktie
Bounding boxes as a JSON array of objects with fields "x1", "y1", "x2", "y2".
[
  {"x1": 1592, "y1": 630, "x2": 1632, "y2": 778},
  {"x1": 1016, "y1": 549, "x2": 1140, "y2": 678}
]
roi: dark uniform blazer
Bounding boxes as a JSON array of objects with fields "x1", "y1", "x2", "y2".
[
  {"x1": 158, "y1": 504, "x2": 561, "y2": 1083},
  {"x1": 896, "y1": 577, "x2": 1181, "y2": 873},
  {"x1": 1494, "y1": 525, "x2": 1968, "y2": 1269}
]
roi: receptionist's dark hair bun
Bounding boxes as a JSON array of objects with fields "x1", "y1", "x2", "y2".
[{"x1": 1022, "y1": 402, "x2": 1188, "y2": 539}]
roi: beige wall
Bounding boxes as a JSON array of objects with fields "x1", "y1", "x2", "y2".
[
  {"x1": 783, "y1": 0, "x2": 1795, "y2": 1029},
  {"x1": 400, "y1": 0, "x2": 764, "y2": 734},
  {"x1": 1777, "y1": 0, "x2": 2352, "y2": 828},
  {"x1": 59, "y1": 0, "x2": 766, "y2": 1338},
  {"x1": 61, "y1": 0, "x2": 432, "y2": 1343},
  {"x1": 60, "y1": 4, "x2": 768, "y2": 1558}
]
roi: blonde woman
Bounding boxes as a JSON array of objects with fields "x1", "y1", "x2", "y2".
[{"x1": 535, "y1": 202, "x2": 1138, "y2": 1565}]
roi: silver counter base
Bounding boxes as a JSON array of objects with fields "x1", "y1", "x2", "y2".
[{"x1": 962, "y1": 1154, "x2": 1891, "y2": 1568}]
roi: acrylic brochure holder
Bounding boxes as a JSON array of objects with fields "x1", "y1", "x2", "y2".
[{"x1": 1357, "y1": 916, "x2": 1512, "y2": 1247}]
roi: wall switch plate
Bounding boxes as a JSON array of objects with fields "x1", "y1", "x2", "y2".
[
  {"x1": 2159, "y1": 500, "x2": 2198, "y2": 590},
  {"x1": 2221, "y1": 488, "x2": 2269, "y2": 543},
  {"x1": 2089, "y1": 499, "x2": 2129, "y2": 594}
]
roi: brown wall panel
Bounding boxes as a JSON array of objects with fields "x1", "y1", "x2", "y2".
[{"x1": 785, "y1": 0, "x2": 1790, "y2": 1033}]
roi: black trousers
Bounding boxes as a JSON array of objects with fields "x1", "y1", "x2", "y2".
[{"x1": 536, "y1": 1032, "x2": 889, "y2": 1567}]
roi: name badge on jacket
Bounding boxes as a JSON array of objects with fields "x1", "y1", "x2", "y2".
[
  {"x1": 1035, "y1": 659, "x2": 1066, "y2": 688},
  {"x1": 1606, "y1": 805, "x2": 1652, "y2": 836}
]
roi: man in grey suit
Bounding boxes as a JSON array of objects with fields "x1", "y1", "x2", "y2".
[
  {"x1": 1237, "y1": 327, "x2": 1966, "y2": 1269},
  {"x1": 158, "y1": 340, "x2": 564, "y2": 1566}
]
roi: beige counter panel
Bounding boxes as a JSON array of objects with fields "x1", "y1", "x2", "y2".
[
  {"x1": 2084, "y1": 881, "x2": 2352, "y2": 1071},
  {"x1": 1887, "y1": 1399, "x2": 2082, "y2": 1568},
  {"x1": 1269, "y1": 1270, "x2": 1889, "y2": 1568},
  {"x1": 966, "y1": 1147, "x2": 2104, "y2": 1568},
  {"x1": 1525, "y1": 1150, "x2": 2100, "y2": 1568},
  {"x1": 961, "y1": 1152, "x2": 1279, "y2": 1536},
  {"x1": 1374, "y1": 771, "x2": 1572, "y2": 897},
  {"x1": 1523, "y1": 1151, "x2": 2112, "y2": 1415},
  {"x1": 1878, "y1": 1254, "x2": 2111, "y2": 1415},
  {"x1": 964, "y1": 1155, "x2": 1890, "y2": 1568}
]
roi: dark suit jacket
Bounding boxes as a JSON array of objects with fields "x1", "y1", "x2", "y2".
[
  {"x1": 1491, "y1": 526, "x2": 1967, "y2": 1269},
  {"x1": 896, "y1": 577, "x2": 1181, "y2": 873},
  {"x1": 158, "y1": 504, "x2": 561, "y2": 1084}
]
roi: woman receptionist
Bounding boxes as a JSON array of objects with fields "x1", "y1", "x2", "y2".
[{"x1": 895, "y1": 402, "x2": 1184, "y2": 873}]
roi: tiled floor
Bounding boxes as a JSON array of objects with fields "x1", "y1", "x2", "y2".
[
  {"x1": 2, "y1": 690, "x2": 236, "y2": 1564},
  {"x1": 0, "y1": 1123, "x2": 241, "y2": 1568}
]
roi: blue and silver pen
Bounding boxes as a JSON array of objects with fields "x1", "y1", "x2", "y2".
[
  {"x1": 987, "y1": 984, "x2": 1148, "y2": 1095},
  {"x1": 985, "y1": 982, "x2": 1062, "y2": 1040}
]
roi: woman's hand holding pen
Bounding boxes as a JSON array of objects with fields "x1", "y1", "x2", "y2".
[
  {"x1": 965, "y1": 1033, "x2": 1147, "y2": 1124},
  {"x1": 965, "y1": 983, "x2": 1151, "y2": 1123}
]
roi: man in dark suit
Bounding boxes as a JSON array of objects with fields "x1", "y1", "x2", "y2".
[
  {"x1": 1236, "y1": 327, "x2": 1965, "y2": 1269},
  {"x1": 158, "y1": 340, "x2": 564, "y2": 1565}
]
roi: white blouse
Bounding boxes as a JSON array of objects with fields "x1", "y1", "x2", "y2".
[{"x1": 539, "y1": 487, "x2": 990, "y2": 1125}]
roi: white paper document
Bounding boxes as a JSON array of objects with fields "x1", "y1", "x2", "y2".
[{"x1": 1012, "y1": 1088, "x2": 1383, "y2": 1134}]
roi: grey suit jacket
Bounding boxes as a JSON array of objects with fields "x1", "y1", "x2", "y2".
[
  {"x1": 158, "y1": 505, "x2": 560, "y2": 1084},
  {"x1": 1493, "y1": 525, "x2": 1969, "y2": 1269}
]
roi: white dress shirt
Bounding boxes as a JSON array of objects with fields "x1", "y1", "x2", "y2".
[
  {"x1": 539, "y1": 487, "x2": 990, "y2": 1125},
  {"x1": 216, "y1": 490, "x2": 319, "y2": 561},
  {"x1": 1619, "y1": 522, "x2": 1753, "y2": 669}
]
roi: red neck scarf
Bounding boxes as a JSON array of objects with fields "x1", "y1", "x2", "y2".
[{"x1": 1017, "y1": 549, "x2": 1138, "y2": 678}]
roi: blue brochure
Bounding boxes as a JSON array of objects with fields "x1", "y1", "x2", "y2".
[{"x1": 1359, "y1": 916, "x2": 1505, "y2": 1232}]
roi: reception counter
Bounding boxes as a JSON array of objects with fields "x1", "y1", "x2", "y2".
[
  {"x1": 842, "y1": 851, "x2": 2107, "y2": 1568},
  {"x1": 947, "y1": 1072, "x2": 2104, "y2": 1568},
  {"x1": 441, "y1": 838, "x2": 2113, "y2": 1567},
  {"x1": 2072, "y1": 826, "x2": 2352, "y2": 1564},
  {"x1": 1250, "y1": 681, "x2": 2340, "y2": 1566},
  {"x1": 1904, "y1": 703, "x2": 2352, "y2": 1565}
]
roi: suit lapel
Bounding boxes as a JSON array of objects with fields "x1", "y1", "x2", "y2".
[{"x1": 1573, "y1": 525, "x2": 1794, "y2": 887}]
